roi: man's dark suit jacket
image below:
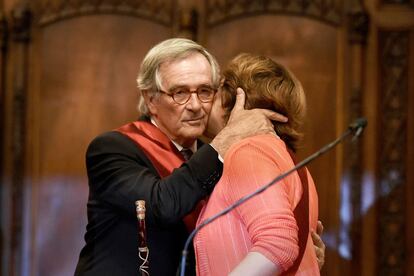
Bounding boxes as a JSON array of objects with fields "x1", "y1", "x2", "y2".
[{"x1": 75, "y1": 129, "x2": 223, "y2": 276}]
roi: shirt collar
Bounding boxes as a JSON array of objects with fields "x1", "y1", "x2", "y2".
[{"x1": 150, "y1": 117, "x2": 197, "y2": 153}]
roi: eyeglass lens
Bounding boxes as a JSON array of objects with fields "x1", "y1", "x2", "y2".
[{"x1": 171, "y1": 86, "x2": 215, "y2": 104}]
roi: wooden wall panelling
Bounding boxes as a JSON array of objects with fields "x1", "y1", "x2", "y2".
[
  {"x1": 344, "y1": 2, "x2": 370, "y2": 275},
  {"x1": 5, "y1": 3, "x2": 32, "y2": 276},
  {"x1": 0, "y1": 0, "x2": 409, "y2": 275},
  {"x1": 366, "y1": 1, "x2": 414, "y2": 275},
  {"x1": 200, "y1": 1, "x2": 355, "y2": 275},
  {"x1": 0, "y1": 4, "x2": 8, "y2": 276},
  {"x1": 360, "y1": 1, "x2": 379, "y2": 275},
  {"x1": 381, "y1": 0, "x2": 412, "y2": 4},
  {"x1": 0, "y1": 8, "x2": 7, "y2": 178},
  {"x1": 407, "y1": 30, "x2": 414, "y2": 276},
  {"x1": 377, "y1": 29, "x2": 410, "y2": 276},
  {"x1": 9, "y1": 0, "x2": 176, "y2": 275}
]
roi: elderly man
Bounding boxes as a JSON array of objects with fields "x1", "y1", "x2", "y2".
[{"x1": 75, "y1": 38, "x2": 323, "y2": 276}]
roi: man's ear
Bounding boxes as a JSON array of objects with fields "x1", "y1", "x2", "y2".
[{"x1": 142, "y1": 90, "x2": 157, "y2": 115}]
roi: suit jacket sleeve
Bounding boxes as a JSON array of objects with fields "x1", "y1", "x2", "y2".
[{"x1": 86, "y1": 131, "x2": 222, "y2": 226}]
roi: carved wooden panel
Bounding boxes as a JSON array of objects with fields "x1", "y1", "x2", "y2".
[
  {"x1": 205, "y1": 0, "x2": 343, "y2": 27},
  {"x1": 35, "y1": 0, "x2": 174, "y2": 26},
  {"x1": 1, "y1": 1, "x2": 411, "y2": 276},
  {"x1": 0, "y1": 12, "x2": 8, "y2": 201},
  {"x1": 204, "y1": 14, "x2": 341, "y2": 275},
  {"x1": 377, "y1": 30, "x2": 409, "y2": 276},
  {"x1": 382, "y1": 0, "x2": 409, "y2": 4},
  {"x1": 344, "y1": 8, "x2": 370, "y2": 275},
  {"x1": 18, "y1": 1, "x2": 175, "y2": 275},
  {"x1": 6, "y1": 5, "x2": 32, "y2": 276}
]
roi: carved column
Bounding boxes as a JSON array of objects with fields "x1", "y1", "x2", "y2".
[
  {"x1": 343, "y1": 1, "x2": 369, "y2": 275},
  {"x1": 0, "y1": 11, "x2": 8, "y2": 134},
  {"x1": 377, "y1": 30, "x2": 409, "y2": 276},
  {"x1": 173, "y1": 0, "x2": 199, "y2": 41},
  {"x1": 8, "y1": 3, "x2": 31, "y2": 276},
  {"x1": 0, "y1": 11, "x2": 8, "y2": 175},
  {"x1": 177, "y1": 8, "x2": 198, "y2": 41},
  {"x1": 0, "y1": 9, "x2": 9, "y2": 276}
]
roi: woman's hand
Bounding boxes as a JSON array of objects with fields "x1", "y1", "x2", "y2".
[{"x1": 311, "y1": 220, "x2": 326, "y2": 270}]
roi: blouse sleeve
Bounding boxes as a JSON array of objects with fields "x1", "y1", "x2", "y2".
[{"x1": 222, "y1": 139, "x2": 300, "y2": 272}]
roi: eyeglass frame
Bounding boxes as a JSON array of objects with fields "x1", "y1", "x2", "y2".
[{"x1": 156, "y1": 85, "x2": 217, "y2": 105}]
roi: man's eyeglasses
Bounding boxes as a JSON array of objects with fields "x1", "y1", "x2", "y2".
[{"x1": 158, "y1": 86, "x2": 217, "y2": 105}]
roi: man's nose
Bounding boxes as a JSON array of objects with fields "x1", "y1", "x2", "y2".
[{"x1": 186, "y1": 93, "x2": 202, "y2": 110}]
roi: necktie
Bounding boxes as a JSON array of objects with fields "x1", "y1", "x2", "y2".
[{"x1": 181, "y1": 148, "x2": 193, "y2": 161}]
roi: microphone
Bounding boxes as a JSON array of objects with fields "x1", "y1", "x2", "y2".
[
  {"x1": 349, "y1": 117, "x2": 367, "y2": 141},
  {"x1": 179, "y1": 117, "x2": 368, "y2": 276}
]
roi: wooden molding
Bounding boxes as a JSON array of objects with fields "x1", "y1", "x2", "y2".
[
  {"x1": 177, "y1": 8, "x2": 198, "y2": 41},
  {"x1": 348, "y1": 10, "x2": 370, "y2": 45},
  {"x1": 10, "y1": 4, "x2": 32, "y2": 43},
  {"x1": 205, "y1": 0, "x2": 343, "y2": 27},
  {"x1": 0, "y1": 13, "x2": 7, "y2": 51},
  {"x1": 377, "y1": 30, "x2": 409, "y2": 276},
  {"x1": 381, "y1": 0, "x2": 410, "y2": 4},
  {"x1": 35, "y1": 0, "x2": 174, "y2": 27}
]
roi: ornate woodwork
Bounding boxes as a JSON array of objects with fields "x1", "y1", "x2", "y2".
[
  {"x1": 0, "y1": 12, "x2": 8, "y2": 165},
  {"x1": 0, "y1": 10, "x2": 7, "y2": 276},
  {"x1": 202, "y1": 1, "x2": 364, "y2": 276},
  {"x1": 345, "y1": 3, "x2": 370, "y2": 274},
  {"x1": 0, "y1": 12, "x2": 7, "y2": 50},
  {"x1": 3, "y1": 1, "x2": 176, "y2": 275},
  {"x1": 344, "y1": 86, "x2": 364, "y2": 273},
  {"x1": 0, "y1": 0, "x2": 412, "y2": 275},
  {"x1": 177, "y1": 8, "x2": 198, "y2": 40},
  {"x1": 205, "y1": 0, "x2": 344, "y2": 27},
  {"x1": 8, "y1": 3, "x2": 32, "y2": 276},
  {"x1": 378, "y1": 30, "x2": 409, "y2": 276},
  {"x1": 10, "y1": 5, "x2": 31, "y2": 42},
  {"x1": 382, "y1": 0, "x2": 410, "y2": 4},
  {"x1": 36, "y1": 0, "x2": 174, "y2": 26},
  {"x1": 348, "y1": 10, "x2": 369, "y2": 45}
]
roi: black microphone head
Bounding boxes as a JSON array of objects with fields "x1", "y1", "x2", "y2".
[{"x1": 349, "y1": 117, "x2": 368, "y2": 130}]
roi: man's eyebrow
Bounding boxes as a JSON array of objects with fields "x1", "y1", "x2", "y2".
[
  {"x1": 168, "y1": 84, "x2": 188, "y2": 91},
  {"x1": 168, "y1": 83, "x2": 214, "y2": 91}
]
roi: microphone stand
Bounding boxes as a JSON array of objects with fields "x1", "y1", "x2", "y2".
[{"x1": 179, "y1": 118, "x2": 367, "y2": 276}]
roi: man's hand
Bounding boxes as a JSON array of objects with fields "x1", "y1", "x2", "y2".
[
  {"x1": 211, "y1": 88, "x2": 288, "y2": 157},
  {"x1": 312, "y1": 220, "x2": 326, "y2": 270}
]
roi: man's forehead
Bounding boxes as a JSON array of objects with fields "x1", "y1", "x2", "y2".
[
  {"x1": 160, "y1": 52, "x2": 209, "y2": 69},
  {"x1": 159, "y1": 54, "x2": 213, "y2": 88}
]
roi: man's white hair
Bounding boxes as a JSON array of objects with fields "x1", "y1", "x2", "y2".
[{"x1": 136, "y1": 38, "x2": 221, "y2": 115}]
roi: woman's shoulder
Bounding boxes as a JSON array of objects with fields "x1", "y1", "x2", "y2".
[
  {"x1": 223, "y1": 133, "x2": 297, "y2": 178},
  {"x1": 225, "y1": 134, "x2": 286, "y2": 159}
]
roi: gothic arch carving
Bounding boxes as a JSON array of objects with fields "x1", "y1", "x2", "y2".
[
  {"x1": 205, "y1": 0, "x2": 344, "y2": 27},
  {"x1": 34, "y1": 0, "x2": 174, "y2": 26}
]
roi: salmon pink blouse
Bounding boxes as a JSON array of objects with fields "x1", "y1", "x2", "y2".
[{"x1": 194, "y1": 134, "x2": 319, "y2": 275}]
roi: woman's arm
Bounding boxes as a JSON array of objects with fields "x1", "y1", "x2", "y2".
[
  {"x1": 223, "y1": 136, "x2": 300, "y2": 274},
  {"x1": 229, "y1": 252, "x2": 281, "y2": 276}
]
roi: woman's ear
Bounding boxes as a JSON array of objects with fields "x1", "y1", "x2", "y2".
[{"x1": 142, "y1": 90, "x2": 157, "y2": 115}]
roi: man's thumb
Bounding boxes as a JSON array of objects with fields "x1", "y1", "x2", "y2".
[{"x1": 233, "y1": 87, "x2": 246, "y2": 111}]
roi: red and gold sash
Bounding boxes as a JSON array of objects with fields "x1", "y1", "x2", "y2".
[
  {"x1": 116, "y1": 120, "x2": 201, "y2": 231},
  {"x1": 117, "y1": 121, "x2": 185, "y2": 177}
]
